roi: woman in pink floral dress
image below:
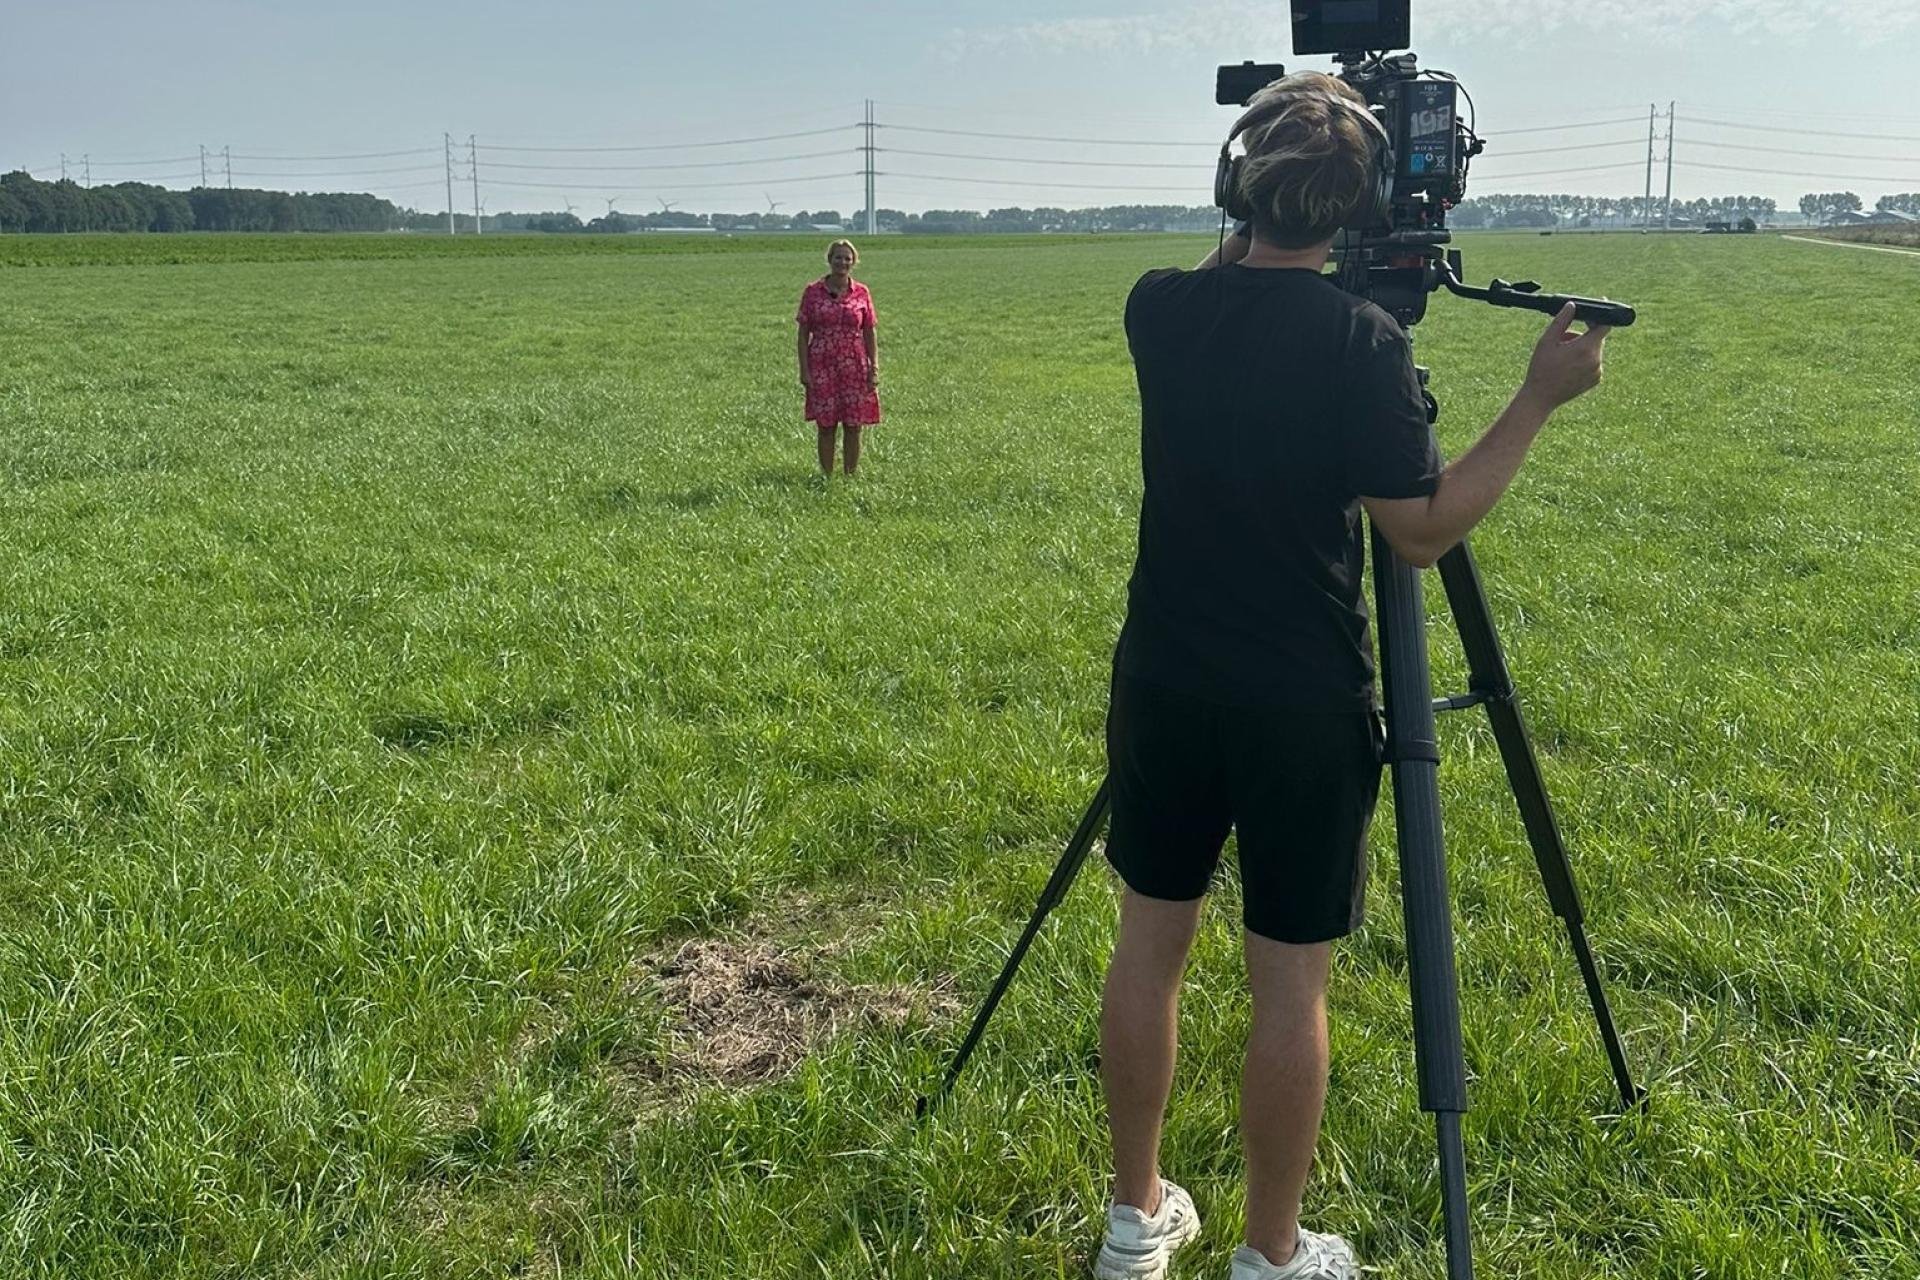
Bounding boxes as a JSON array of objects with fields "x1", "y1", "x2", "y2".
[{"x1": 795, "y1": 239, "x2": 881, "y2": 475}]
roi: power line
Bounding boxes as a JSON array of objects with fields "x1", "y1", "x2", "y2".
[
  {"x1": 1690, "y1": 101, "x2": 1920, "y2": 124},
  {"x1": 1487, "y1": 116, "x2": 1646, "y2": 136},
  {"x1": 479, "y1": 171, "x2": 861, "y2": 192},
  {"x1": 1461, "y1": 161, "x2": 1648, "y2": 181},
  {"x1": 881, "y1": 116, "x2": 1654, "y2": 149},
  {"x1": 874, "y1": 97, "x2": 1204, "y2": 129},
  {"x1": 1682, "y1": 115, "x2": 1920, "y2": 143},
  {"x1": 230, "y1": 163, "x2": 446, "y2": 178},
  {"x1": 45, "y1": 170, "x2": 204, "y2": 183},
  {"x1": 477, "y1": 149, "x2": 857, "y2": 172},
  {"x1": 882, "y1": 124, "x2": 1212, "y2": 147},
  {"x1": 879, "y1": 148, "x2": 1209, "y2": 170},
  {"x1": 228, "y1": 146, "x2": 442, "y2": 160},
  {"x1": 1683, "y1": 159, "x2": 1920, "y2": 183},
  {"x1": 84, "y1": 153, "x2": 202, "y2": 167},
  {"x1": 879, "y1": 171, "x2": 1198, "y2": 191},
  {"x1": 1486, "y1": 138, "x2": 1646, "y2": 159},
  {"x1": 477, "y1": 126, "x2": 857, "y2": 154},
  {"x1": 23, "y1": 167, "x2": 206, "y2": 182},
  {"x1": 1683, "y1": 138, "x2": 1920, "y2": 163},
  {"x1": 474, "y1": 105, "x2": 859, "y2": 146}
]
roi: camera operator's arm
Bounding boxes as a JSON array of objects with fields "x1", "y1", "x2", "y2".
[
  {"x1": 1363, "y1": 304, "x2": 1609, "y2": 568},
  {"x1": 1195, "y1": 221, "x2": 1254, "y2": 269}
]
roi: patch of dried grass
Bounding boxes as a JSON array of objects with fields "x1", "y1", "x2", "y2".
[{"x1": 625, "y1": 900, "x2": 959, "y2": 1090}]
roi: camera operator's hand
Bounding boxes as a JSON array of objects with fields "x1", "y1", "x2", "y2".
[{"x1": 1518, "y1": 302, "x2": 1610, "y2": 412}]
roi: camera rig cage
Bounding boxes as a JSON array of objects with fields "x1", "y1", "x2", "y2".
[{"x1": 1217, "y1": 0, "x2": 1635, "y2": 332}]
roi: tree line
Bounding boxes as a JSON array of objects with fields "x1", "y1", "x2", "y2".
[
  {"x1": 509, "y1": 205, "x2": 1229, "y2": 234},
  {"x1": 1798, "y1": 192, "x2": 1920, "y2": 222},
  {"x1": 6, "y1": 167, "x2": 1915, "y2": 234},
  {"x1": 1449, "y1": 193, "x2": 1782, "y2": 228},
  {"x1": 0, "y1": 171, "x2": 443, "y2": 233}
]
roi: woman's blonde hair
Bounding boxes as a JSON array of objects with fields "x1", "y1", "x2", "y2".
[
  {"x1": 1235, "y1": 71, "x2": 1383, "y2": 249},
  {"x1": 825, "y1": 239, "x2": 859, "y2": 266}
]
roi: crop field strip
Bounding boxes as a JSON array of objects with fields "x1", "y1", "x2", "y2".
[{"x1": 0, "y1": 231, "x2": 1916, "y2": 1278}]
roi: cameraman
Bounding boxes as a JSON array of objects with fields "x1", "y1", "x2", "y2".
[{"x1": 1093, "y1": 71, "x2": 1609, "y2": 1280}]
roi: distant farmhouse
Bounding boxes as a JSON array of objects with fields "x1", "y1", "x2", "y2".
[{"x1": 1831, "y1": 208, "x2": 1919, "y2": 226}]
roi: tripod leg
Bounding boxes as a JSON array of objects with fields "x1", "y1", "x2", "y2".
[
  {"x1": 1435, "y1": 544, "x2": 1643, "y2": 1110},
  {"x1": 916, "y1": 777, "x2": 1112, "y2": 1119},
  {"x1": 1373, "y1": 530, "x2": 1476, "y2": 1280}
]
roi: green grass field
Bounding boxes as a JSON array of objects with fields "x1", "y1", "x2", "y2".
[{"x1": 2, "y1": 230, "x2": 1916, "y2": 1279}]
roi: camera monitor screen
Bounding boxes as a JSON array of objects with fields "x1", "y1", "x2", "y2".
[{"x1": 1290, "y1": 0, "x2": 1411, "y2": 54}]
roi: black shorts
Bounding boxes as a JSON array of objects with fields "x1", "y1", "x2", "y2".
[{"x1": 1104, "y1": 675, "x2": 1383, "y2": 944}]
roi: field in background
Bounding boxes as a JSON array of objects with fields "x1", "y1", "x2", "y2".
[{"x1": 2, "y1": 231, "x2": 1917, "y2": 1278}]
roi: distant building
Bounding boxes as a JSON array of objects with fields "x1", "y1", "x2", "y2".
[{"x1": 1833, "y1": 209, "x2": 1916, "y2": 225}]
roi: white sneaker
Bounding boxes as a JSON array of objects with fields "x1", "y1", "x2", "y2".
[
  {"x1": 1228, "y1": 1229, "x2": 1358, "y2": 1280},
  {"x1": 1092, "y1": 1179, "x2": 1202, "y2": 1279}
]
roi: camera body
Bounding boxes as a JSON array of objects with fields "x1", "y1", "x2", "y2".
[
  {"x1": 1337, "y1": 54, "x2": 1470, "y2": 235},
  {"x1": 1216, "y1": 45, "x2": 1474, "y2": 238},
  {"x1": 1216, "y1": 0, "x2": 1634, "y2": 331},
  {"x1": 1215, "y1": 1, "x2": 1478, "y2": 325}
]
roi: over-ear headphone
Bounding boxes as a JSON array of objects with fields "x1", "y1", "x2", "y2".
[{"x1": 1213, "y1": 90, "x2": 1395, "y2": 232}]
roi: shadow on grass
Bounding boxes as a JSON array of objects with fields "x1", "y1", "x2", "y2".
[{"x1": 369, "y1": 699, "x2": 572, "y2": 752}]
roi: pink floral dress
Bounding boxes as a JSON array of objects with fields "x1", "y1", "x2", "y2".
[{"x1": 797, "y1": 278, "x2": 881, "y2": 427}]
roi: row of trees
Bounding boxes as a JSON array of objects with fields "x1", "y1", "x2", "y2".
[
  {"x1": 496, "y1": 205, "x2": 1225, "y2": 234},
  {"x1": 0, "y1": 171, "x2": 429, "y2": 233},
  {"x1": 0, "y1": 173, "x2": 193, "y2": 232},
  {"x1": 1449, "y1": 193, "x2": 1781, "y2": 228},
  {"x1": 525, "y1": 193, "x2": 1920, "y2": 234},
  {"x1": 516, "y1": 196, "x2": 1832, "y2": 235},
  {"x1": 340, "y1": 190, "x2": 1920, "y2": 236},
  {"x1": 7, "y1": 166, "x2": 1914, "y2": 234},
  {"x1": 1798, "y1": 192, "x2": 1862, "y2": 223},
  {"x1": 1796, "y1": 192, "x2": 1920, "y2": 222}
]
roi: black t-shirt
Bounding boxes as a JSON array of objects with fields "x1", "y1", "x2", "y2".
[{"x1": 1115, "y1": 263, "x2": 1443, "y2": 711}]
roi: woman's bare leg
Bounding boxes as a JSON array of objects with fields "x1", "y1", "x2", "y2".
[
  {"x1": 843, "y1": 425, "x2": 863, "y2": 475},
  {"x1": 817, "y1": 425, "x2": 836, "y2": 474}
]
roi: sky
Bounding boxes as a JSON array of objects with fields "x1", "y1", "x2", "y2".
[{"x1": 6, "y1": 1, "x2": 1919, "y2": 216}]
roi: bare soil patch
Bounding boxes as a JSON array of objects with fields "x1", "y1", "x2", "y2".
[{"x1": 627, "y1": 900, "x2": 959, "y2": 1090}]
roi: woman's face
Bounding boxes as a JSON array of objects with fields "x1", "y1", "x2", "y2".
[{"x1": 828, "y1": 247, "x2": 855, "y2": 277}]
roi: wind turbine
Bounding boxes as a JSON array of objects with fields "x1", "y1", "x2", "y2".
[
  {"x1": 657, "y1": 197, "x2": 678, "y2": 213},
  {"x1": 605, "y1": 195, "x2": 621, "y2": 217},
  {"x1": 562, "y1": 197, "x2": 579, "y2": 219},
  {"x1": 763, "y1": 192, "x2": 784, "y2": 215}
]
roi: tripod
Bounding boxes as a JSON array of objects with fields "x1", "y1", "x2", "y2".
[{"x1": 919, "y1": 512, "x2": 1643, "y2": 1280}]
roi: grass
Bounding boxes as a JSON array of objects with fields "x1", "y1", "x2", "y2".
[{"x1": 0, "y1": 229, "x2": 1916, "y2": 1279}]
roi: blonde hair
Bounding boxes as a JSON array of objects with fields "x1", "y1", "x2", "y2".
[
  {"x1": 825, "y1": 239, "x2": 859, "y2": 266},
  {"x1": 1235, "y1": 72, "x2": 1384, "y2": 249}
]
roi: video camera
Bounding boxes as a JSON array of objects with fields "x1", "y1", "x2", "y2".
[{"x1": 1217, "y1": 0, "x2": 1634, "y2": 333}]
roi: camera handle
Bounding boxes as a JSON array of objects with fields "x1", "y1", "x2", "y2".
[
  {"x1": 1335, "y1": 238, "x2": 1639, "y2": 331},
  {"x1": 1441, "y1": 267, "x2": 1637, "y2": 328}
]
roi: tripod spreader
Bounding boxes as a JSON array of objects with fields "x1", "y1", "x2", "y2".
[{"x1": 1441, "y1": 268, "x2": 1637, "y2": 328}]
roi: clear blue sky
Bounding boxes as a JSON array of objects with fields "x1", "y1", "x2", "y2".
[{"x1": 6, "y1": 1, "x2": 1918, "y2": 215}]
